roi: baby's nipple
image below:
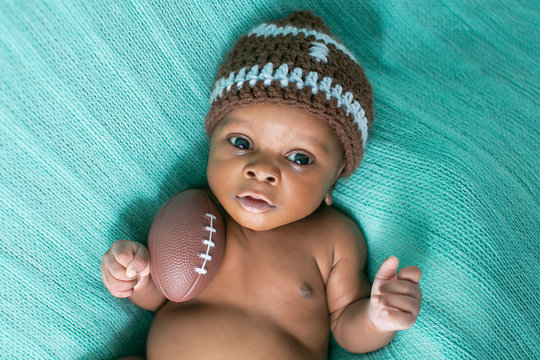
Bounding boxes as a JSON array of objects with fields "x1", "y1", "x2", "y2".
[{"x1": 299, "y1": 283, "x2": 313, "y2": 299}]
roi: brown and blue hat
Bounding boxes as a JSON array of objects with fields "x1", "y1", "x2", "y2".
[{"x1": 205, "y1": 10, "x2": 373, "y2": 176}]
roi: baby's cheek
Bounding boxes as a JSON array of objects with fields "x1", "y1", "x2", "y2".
[
  {"x1": 206, "y1": 156, "x2": 231, "y2": 196},
  {"x1": 290, "y1": 183, "x2": 328, "y2": 210}
]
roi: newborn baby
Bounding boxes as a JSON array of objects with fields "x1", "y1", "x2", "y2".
[{"x1": 101, "y1": 11, "x2": 422, "y2": 359}]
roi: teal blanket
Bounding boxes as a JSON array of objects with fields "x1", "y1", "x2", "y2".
[{"x1": 1, "y1": 1, "x2": 538, "y2": 359}]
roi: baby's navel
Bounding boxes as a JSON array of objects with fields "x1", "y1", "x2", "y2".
[{"x1": 299, "y1": 283, "x2": 313, "y2": 299}]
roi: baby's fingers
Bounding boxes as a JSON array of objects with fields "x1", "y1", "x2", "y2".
[
  {"x1": 380, "y1": 280, "x2": 422, "y2": 301},
  {"x1": 111, "y1": 239, "x2": 139, "y2": 268},
  {"x1": 125, "y1": 244, "x2": 150, "y2": 279},
  {"x1": 108, "y1": 239, "x2": 150, "y2": 279},
  {"x1": 397, "y1": 266, "x2": 422, "y2": 284},
  {"x1": 373, "y1": 294, "x2": 421, "y2": 317},
  {"x1": 106, "y1": 279, "x2": 137, "y2": 298},
  {"x1": 102, "y1": 252, "x2": 136, "y2": 281},
  {"x1": 100, "y1": 264, "x2": 137, "y2": 298},
  {"x1": 380, "y1": 307, "x2": 419, "y2": 330}
]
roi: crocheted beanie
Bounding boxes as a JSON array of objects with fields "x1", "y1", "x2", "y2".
[{"x1": 205, "y1": 10, "x2": 373, "y2": 176}]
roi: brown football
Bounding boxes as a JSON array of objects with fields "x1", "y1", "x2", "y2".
[{"x1": 148, "y1": 189, "x2": 225, "y2": 302}]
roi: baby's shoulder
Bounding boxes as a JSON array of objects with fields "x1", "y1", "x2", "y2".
[
  {"x1": 303, "y1": 205, "x2": 366, "y2": 253},
  {"x1": 309, "y1": 205, "x2": 361, "y2": 235}
]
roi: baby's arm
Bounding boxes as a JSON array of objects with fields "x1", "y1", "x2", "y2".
[
  {"x1": 326, "y1": 215, "x2": 422, "y2": 353},
  {"x1": 101, "y1": 239, "x2": 167, "y2": 311}
]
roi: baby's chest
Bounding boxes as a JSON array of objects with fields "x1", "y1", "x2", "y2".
[{"x1": 198, "y1": 230, "x2": 329, "y2": 314}]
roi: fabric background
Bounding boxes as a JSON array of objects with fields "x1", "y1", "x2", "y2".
[{"x1": 1, "y1": 0, "x2": 538, "y2": 359}]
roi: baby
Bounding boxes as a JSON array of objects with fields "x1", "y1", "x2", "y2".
[{"x1": 101, "y1": 11, "x2": 422, "y2": 359}]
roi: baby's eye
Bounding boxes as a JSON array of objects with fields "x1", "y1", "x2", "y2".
[
  {"x1": 229, "y1": 136, "x2": 252, "y2": 150},
  {"x1": 287, "y1": 152, "x2": 313, "y2": 166}
]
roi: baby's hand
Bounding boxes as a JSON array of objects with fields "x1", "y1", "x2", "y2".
[
  {"x1": 368, "y1": 256, "x2": 422, "y2": 332},
  {"x1": 101, "y1": 239, "x2": 151, "y2": 298}
]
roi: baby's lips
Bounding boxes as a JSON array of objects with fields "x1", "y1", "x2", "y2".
[{"x1": 237, "y1": 190, "x2": 274, "y2": 206}]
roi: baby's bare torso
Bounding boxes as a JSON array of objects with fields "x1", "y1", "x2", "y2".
[{"x1": 147, "y1": 207, "x2": 339, "y2": 359}]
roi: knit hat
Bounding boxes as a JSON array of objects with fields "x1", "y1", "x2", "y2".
[{"x1": 205, "y1": 10, "x2": 373, "y2": 176}]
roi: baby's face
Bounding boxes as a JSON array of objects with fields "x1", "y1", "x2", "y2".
[{"x1": 207, "y1": 103, "x2": 344, "y2": 231}]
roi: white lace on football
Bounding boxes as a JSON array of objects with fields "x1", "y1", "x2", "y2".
[{"x1": 195, "y1": 213, "x2": 217, "y2": 275}]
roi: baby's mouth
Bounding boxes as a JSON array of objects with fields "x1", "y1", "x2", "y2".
[{"x1": 236, "y1": 195, "x2": 275, "y2": 213}]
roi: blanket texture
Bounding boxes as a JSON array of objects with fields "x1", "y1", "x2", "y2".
[{"x1": 1, "y1": 0, "x2": 538, "y2": 359}]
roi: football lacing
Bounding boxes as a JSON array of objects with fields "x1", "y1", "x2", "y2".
[{"x1": 195, "y1": 213, "x2": 217, "y2": 275}]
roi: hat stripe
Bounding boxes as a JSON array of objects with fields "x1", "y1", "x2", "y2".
[
  {"x1": 248, "y1": 23, "x2": 359, "y2": 65},
  {"x1": 210, "y1": 63, "x2": 368, "y2": 148}
]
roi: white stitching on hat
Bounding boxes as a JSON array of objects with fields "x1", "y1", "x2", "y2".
[
  {"x1": 310, "y1": 41, "x2": 329, "y2": 63},
  {"x1": 305, "y1": 71, "x2": 319, "y2": 94},
  {"x1": 275, "y1": 64, "x2": 290, "y2": 87},
  {"x1": 260, "y1": 63, "x2": 275, "y2": 86},
  {"x1": 319, "y1": 76, "x2": 333, "y2": 100},
  {"x1": 290, "y1": 67, "x2": 304, "y2": 89},
  {"x1": 247, "y1": 64, "x2": 259, "y2": 87}
]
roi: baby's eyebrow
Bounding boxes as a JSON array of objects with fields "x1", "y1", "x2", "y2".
[{"x1": 295, "y1": 134, "x2": 329, "y2": 155}]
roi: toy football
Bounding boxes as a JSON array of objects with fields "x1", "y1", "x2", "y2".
[{"x1": 148, "y1": 189, "x2": 225, "y2": 302}]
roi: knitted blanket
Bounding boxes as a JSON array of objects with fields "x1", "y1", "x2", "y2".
[{"x1": 1, "y1": 1, "x2": 538, "y2": 359}]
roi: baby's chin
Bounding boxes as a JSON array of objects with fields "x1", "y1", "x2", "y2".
[
  {"x1": 232, "y1": 213, "x2": 283, "y2": 232},
  {"x1": 223, "y1": 206, "x2": 291, "y2": 232},
  {"x1": 229, "y1": 206, "x2": 318, "y2": 232}
]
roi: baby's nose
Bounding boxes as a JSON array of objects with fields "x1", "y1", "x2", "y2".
[
  {"x1": 243, "y1": 156, "x2": 280, "y2": 184},
  {"x1": 244, "y1": 169, "x2": 277, "y2": 184}
]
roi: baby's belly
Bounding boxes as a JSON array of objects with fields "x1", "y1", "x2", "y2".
[{"x1": 146, "y1": 301, "x2": 327, "y2": 360}]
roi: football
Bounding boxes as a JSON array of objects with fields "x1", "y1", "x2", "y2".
[{"x1": 148, "y1": 189, "x2": 225, "y2": 302}]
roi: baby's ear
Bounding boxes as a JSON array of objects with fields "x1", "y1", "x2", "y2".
[
  {"x1": 324, "y1": 191, "x2": 333, "y2": 206},
  {"x1": 325, "y1": 162, "x2": 346, "y2": 206}
]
